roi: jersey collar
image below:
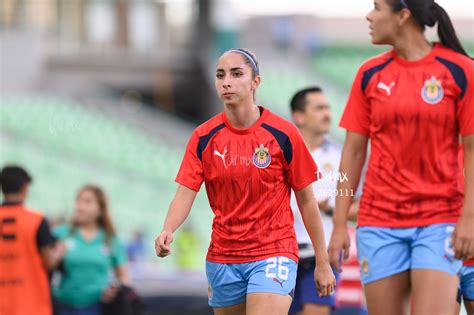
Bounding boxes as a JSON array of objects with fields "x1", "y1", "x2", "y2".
[
  {"x1": 222, "y1": 106, "x2": 269, "y2": 135},
  {"x1": 392, "y1": 42, "x2": 440, "y2": 68}
]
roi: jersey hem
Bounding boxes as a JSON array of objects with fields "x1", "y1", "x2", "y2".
[
  {"x1": 464, "y1": 259, "x2": 474, "y2": 266},
  {"x1": 460, "y1": 130, "x2": 474, "y2": 137},
  {"x1": 357, "y1": 217, "x2": 459, "y2": 228},
  {"x1": 206, "y1": 252, "x2": 299, "y2": 264}
]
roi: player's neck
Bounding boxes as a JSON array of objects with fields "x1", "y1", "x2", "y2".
[
  {"x1": 3, "y1": 194, "x2": 24, "y2": 205},
  {"x1": 224, "y1": 101, "x2": 260, "y2": 130},
  {"x1": 301, "y1": 129, "x2": 325, "y2": 151},
  {"x1": 393, "y1": 31, "x2": 432, "y2": 61}
]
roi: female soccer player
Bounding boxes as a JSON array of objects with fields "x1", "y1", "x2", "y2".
[
  {"x1": 155, "y1": 48, "x2": 335, "y2": 315},
  {"x1": 53, "y1": 185, "x2": 128, "y2": 315},
  {"x1": 327, "y1": 1, "x2": 473, "y2": 315}
]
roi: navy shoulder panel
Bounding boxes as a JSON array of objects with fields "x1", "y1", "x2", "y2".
[
  {"x1": 196, "y1": 123, "x2": 225, "y2": 161},
  {"x1": 435, "y1": 56, "x2": 467, "y2": 100},
  {"x1": 261, "y1": 123, "x2": 293, "y2": 164},
  {"x1": 361, "y1": 58, "x2": 393, "y2": 92}
]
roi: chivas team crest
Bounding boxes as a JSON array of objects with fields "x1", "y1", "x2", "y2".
[
  {"x1": 252, "y1": 144, "x2": 271, "y2": 169},
  {"x1": 421, "y1": 75, "x2": 444, "y2": 104}
]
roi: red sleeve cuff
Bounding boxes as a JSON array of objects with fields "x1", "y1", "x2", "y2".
[
  {"x1": 175, "y1": 177, "x2": 201, "y2": 192},
  {"x1": 291, "y1": 173, "x2": 320, "y2": 192},
  {"x1": 339, "y1": 122, "x2": 370, "y2": 137}
]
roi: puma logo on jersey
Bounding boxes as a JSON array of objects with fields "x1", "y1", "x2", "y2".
[
  {"x1": 377, "y1": 81, "x2": 395, "y2": 96},
  {"x1": 213, "y1": 147, "x2": 227, "y2": 168},
  {"x1": 273, "y1": 277, "x2": 284, "y2": 288}
]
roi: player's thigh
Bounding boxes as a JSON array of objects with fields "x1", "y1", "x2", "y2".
[
  {"x1": 411, "y1": 269, "x2": 458, "y2": 315},
  {"x1": 364, "y1": 270, "x2": 411, "y2": 315},
  {"x1": 246, "y1": 292, "x2": 292, "y2": 315},
  {"x1": 245, "y1": 256, "x2": 297, "y2": 315},
  {"x1": 453, "y1": 302, "x2": 460, "y2": 315},
  {"x1": 409, "y1": 223, "x2": 462, "y2": 315},
  {"x1": 301, "y1": 303, "x2": 331, "y2": 315},
  {"x1": 465, "y1": 300, "x2": 474, "y2": 315},
  {"x1": 213, "y1": 302, "x2": 246, "y2": 315}
]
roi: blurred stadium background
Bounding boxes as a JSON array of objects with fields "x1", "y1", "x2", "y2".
[{"x1": 1, "y1": 0, "x2": 472, "y2": 314}]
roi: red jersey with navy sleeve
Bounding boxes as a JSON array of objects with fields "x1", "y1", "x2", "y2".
[
  {"x1": 340, "y1": 43, "x2": 473, "y2": 228},
  {"x1": 176, "y1": 106, "x2": 320, "y2": 263}
]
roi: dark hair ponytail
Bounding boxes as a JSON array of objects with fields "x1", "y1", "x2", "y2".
[
  {"x1": 389, "y1": 0, "x2": 470, "y2": 57},
  {"x1": 433, "y1": 4, "x2": 469, "y2": 57}
]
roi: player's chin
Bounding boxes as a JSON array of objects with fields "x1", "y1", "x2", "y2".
[
  {"x1": 223, "y1": 98, "x2": 240, "y2": 107},
  {"x1": 370, "y1": 35, "x2": 387, "y2": 46}
]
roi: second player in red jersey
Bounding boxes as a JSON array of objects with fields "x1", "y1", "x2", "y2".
[
  {"x1": 328, "y1": 1, "x2": 473, "y2": 315},
  {"x1": 339, "y1": 42, "x2": 472, "y2": 228}
]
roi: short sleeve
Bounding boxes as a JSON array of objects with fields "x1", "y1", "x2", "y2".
[
  {"x1": 111, "y1": 236, "x2": 127, "y2": 267},
  {"x1": 457, "y1": 61, "x2": 474, "y2": 136},
  {"x1": 339, "y1": 66, "x2": 371, "y2": 136},
  {"x1": 36, "y1": 218, "x2": 56, "y2": 250},
  {"x1": 287, "y1": 128, "x2": 320, "y2": 191},
  {"x1": 175, "y1": 130, "x2": 204, "y2": 191}
]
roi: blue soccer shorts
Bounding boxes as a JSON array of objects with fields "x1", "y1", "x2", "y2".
[
  {"x1": 356, "y1": 223, "x2": 462, "y2": 285},
  {"x1": 206, "y1": 256, "x2": 297, "y2": 307}
]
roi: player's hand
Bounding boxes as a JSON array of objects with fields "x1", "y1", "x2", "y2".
[
  {"x1": 328, "y1": 225, "x2": 350, "y2": 273},
  {"x1": 314, "y1": 261, "x2": 336, "y2": 297},
  {"x1": 155, "y1": 229, "x2": 173, "y2": 258},
  {"x1": 453, "y1": 212, "x2": 474, "y2": 260}
]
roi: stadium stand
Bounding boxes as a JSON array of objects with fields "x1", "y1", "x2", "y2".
[{"x1": 0, "y1": 95, "x2": 212, "y2": 269}]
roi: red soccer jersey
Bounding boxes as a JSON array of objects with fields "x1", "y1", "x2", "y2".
[
  {"x1": 465, "y1": 259, "x2": 474, "y2": 266},
  {"x1": 340, "y1": 43, "x2": 474, "y2": 228},
  {"x1": 176, "y1": 107, "x2": 320, "y2": 263}
]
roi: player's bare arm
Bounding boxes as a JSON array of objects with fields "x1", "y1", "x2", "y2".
[
  {"x1": 329, "y1": 131, "x2": 368, "y2": 272},
  {"x1": 454, "y1": 134, "x2": 474, "y2": 259},
  {"x1": 155, "y1": 184, "x2": 197, "y2": 258},
  {"x1": 295, "y1": 185, "x2": 336, "y2": 297}
]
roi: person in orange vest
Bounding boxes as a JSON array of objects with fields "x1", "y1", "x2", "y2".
[{"x1": 0, "y1": 165, "x2": 65, "y2": 315}]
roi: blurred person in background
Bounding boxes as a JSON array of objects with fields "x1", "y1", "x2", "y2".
[
  {"x1": 328, "y1": 1, "x2": 473, "y2": 315},
  {"x1": 174, "y1": 224, "x2": 200, "y2": 271},
  {"x1": 53, "y1": 184, "x2": 128, "y2": 315},
  {"x1": 156, "y1": 48, "x2": 335, "y2": 315},
  {"x1": 127, "y1": 230, "x2": 147, "y2": 263},
  {"x1": 0, "y1": 165, "x2": 65, "y2": 315},
  {"x1": 288, "y1": 87, "x2": 359, "y2": 315}
]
